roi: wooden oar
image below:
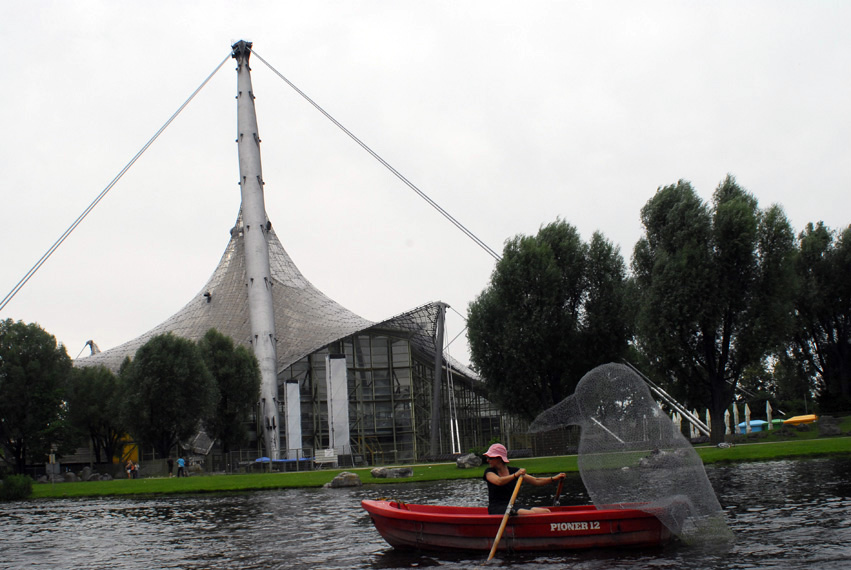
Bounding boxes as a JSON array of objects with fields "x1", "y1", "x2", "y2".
[
  {"x1": 552, "y1": 477, "x2": 565, "y2": 506},
  {"x1": 486, "y1": 475, "x2": 523, "y2": 562}
]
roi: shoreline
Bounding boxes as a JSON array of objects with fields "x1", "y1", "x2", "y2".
[{"x1": 25, "y1": 436, "x2": 851, "y2": 500}]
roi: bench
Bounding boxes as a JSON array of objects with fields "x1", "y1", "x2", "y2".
[{"x1": 313, "y1": 449, "x2": 338, "y2": 469}]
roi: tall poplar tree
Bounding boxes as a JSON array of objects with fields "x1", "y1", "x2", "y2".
[
  {"x1": 197, "y1": 328, "x2": 261, "y2": 456},
  {"x1": 791, "y1": 222, "x2": 851, "y2": 410},
  {"x1": 120, "y1": 333, "x2": 218, "y2": 458},
  {"x1": 467, "y1": 219, "x2": 632, "y2": 420},
  {"x1": 0, "y1": 319, "x2": 73, "y2": 473},
  {"x1": 66, "y1": 365, "x2": 127, "y2": 464},
  {"x1": 632, "y1": 176, "x2": 796, "y2": 443}
]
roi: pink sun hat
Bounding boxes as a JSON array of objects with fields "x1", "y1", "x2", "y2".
[{"x1": 484, "y1": 443, "x2": 510, "y2": 463}]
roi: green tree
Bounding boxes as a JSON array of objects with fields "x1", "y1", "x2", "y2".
[
  {"x1": 791, "y1": 222, "x2": 851, "y2": 411},
  {"x1": 770, "y1": 352, "x2": 813, "y2": 415},
  {"x1": 120, "y1": 333, "x2": 218, "y2": 458},
  {"x1": 197, "y1": 328, "x2": 261, "y2": 456},
  {"x1": 0, "y1": 319, "x2": 73, "y2": 474},
  {"x1": 632, "y1": 176, "x2": 796, "y2": 443},
  {"x1": 467, "y1": 219, "x2": 632, "y2": 420},
  {"x1": 66, "y1": 365, "x2": 127, "y2": 464}
]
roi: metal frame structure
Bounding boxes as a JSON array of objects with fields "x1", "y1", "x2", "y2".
[{"x1": 276, "y1": 304, "x2": 502, "y2": 463}]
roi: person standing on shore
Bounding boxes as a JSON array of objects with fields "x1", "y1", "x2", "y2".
[{"x1": 177, "y1": 456, "x2": 186, "y2": 477}]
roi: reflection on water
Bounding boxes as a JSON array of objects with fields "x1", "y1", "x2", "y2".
[{"x1": 1, "y1": 457, "x2": 850, "y2": 569}]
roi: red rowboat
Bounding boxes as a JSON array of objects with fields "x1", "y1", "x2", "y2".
[{"x1": 362, "y1": 499, "x2": 672, "y2": 553}]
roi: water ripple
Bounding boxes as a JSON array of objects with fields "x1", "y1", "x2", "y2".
[{"x1": 1, "y1": 457, "x2": 851, "y2": 569}]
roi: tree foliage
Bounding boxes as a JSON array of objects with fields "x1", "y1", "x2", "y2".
[
  {"x1": 198, "y1": 328, "x2": 261, "y2": 456},
  {"x1": 66, "y1": 365, "x2": 127, "y2": 464},
  {"x1": 120, "y1": 333, "x2": 217, "y2": 458},
  {"x1": 767, "y1": 353, "x2": 814, "y2": 415},
  {"x1": 790, "y1": 222, "x2": 851, "y2": 411},
  {"x1": 632, "y1": 176, "x2": 796, "y2": 443},
  {"x1": 0, "y1": 319, "x2": 73, "y2": 474},
  {"x1": 467, "y1": 219, "x2": 632, "y2": 420}
]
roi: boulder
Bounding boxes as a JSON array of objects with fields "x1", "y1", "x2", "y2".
[
  {"x1": 80, "y1": 466, "x2": 102, "y2": 481},
  {"x1": 456, "y1": 453, "x2": 482, "y2": 469},
  {"x1": 63, "y1": 472, "x2": 79, "y2": 483},
  {"x1": 371, "y1": 467, "x2": 413, "y2": 478},
  {"x1": 819, "y1": 416, "x2": 841, "y2": 437},
  {"x1": 324, "y1": 471, "x2": 362, "y2": 488},
  {"x1": 638, "y1": 447, "x2": 689, "y2": 468}
]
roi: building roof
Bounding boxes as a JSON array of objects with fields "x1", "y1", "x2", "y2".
[{"x1": 76, "y1": 211, "x2": 477, "y2": 380}]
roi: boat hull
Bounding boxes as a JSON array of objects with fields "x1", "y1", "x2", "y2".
[
  {"x1": 362, "y1": 500, "x2": 672, "y2": 553},
  {"x1": 783, "y1": 414, "x2": 817, "y2": 425}
]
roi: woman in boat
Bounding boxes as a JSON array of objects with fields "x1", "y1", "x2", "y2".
[{"x1": 483, "y1": 443, "x2": 566, "y2": 515}]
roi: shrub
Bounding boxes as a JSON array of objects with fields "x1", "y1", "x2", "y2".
[
  {"x1": 468, "y1": 437, "x2": 501, "y2": 458},
  {"x1": 0, "y1": 474, "x2": 33, "y2": 501}
]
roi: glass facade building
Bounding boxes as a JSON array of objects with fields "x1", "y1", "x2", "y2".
[{"x1": 277, "y1": 330, "x2": 504, "y2": 463}]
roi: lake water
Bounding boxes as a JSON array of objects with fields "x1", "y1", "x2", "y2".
[{"x1": 1, "y1": 457, "x2": 850, "y2": 569}]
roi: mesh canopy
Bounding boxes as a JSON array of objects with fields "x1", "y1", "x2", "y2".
[
  {"x1": 529, "y1": 363, "x2": 732, "y2": 544},
  {"x1": 76, "y1": 212, "x2": 372, "y2": 372},
  {"x1": 74, "y1": 211, "x2": 473, "y2": 380}
]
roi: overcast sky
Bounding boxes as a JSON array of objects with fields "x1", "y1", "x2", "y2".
[{"x1": 2, "y1": 1, "x2": 849, "y2": 366}]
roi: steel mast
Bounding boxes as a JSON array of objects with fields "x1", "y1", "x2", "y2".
[{"x1": 232, "y1": 40, "x2": 281, "y2": 460}]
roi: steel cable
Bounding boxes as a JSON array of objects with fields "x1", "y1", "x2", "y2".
[
  {"x1": 0, "y1": 52, "x2": 232, "y2": 313},
  {"x1": 250, "y1": 48, "x2": 503, "y2": 263}
]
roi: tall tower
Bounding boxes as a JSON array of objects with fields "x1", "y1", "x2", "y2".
[
  {"x1": 75, "y1": 43, "x2": 474, "y2": 464},
  {"x1": 232, "y1": 40, "x2": 281, "y2": 460}
]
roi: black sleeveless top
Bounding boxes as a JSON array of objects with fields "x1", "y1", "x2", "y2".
[{"x1": 483, "y1": 466, "x2": 520, "y2": 515}]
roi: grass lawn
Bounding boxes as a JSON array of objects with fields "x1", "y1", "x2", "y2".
[{"x1": 29, "y1": 434, "x2": 851, "y2": 500}]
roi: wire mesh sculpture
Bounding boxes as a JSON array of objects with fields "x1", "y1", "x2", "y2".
[{"x1": 529, "y1": 363, "x2": 733, "y2": 545}]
